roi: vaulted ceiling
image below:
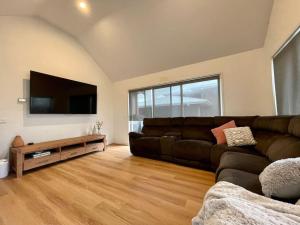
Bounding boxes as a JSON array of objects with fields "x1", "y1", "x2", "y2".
[{"x1": 0, "y1": 0, "x2": 273, "y2": 81}]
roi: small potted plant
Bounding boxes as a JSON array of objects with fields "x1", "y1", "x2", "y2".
[{"x1": 94, "y1": 120, "x2": 103, "y2": 134}]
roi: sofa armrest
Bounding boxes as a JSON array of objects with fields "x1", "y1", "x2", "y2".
[
  {"x1": 129, "y1": 132, "x2": 144, "y2": 139},
  {"x1": 129, "y1": 132, "x2": 144, "y2": 155},
  {"x1": 160, "y1": 135, "x2": 178, "y2": 156}
]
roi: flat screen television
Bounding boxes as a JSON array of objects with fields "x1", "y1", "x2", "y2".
[{"x1": 30, "y1": 71, "x2": 97, "y2": 114}]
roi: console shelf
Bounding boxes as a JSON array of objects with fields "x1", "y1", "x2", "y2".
[{"x1": 10, "y1": 134, "x2": 106, "y2": 178}]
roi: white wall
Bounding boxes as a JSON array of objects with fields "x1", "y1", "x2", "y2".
[
  {"x1": 112, "y1": 0, "x2": 300, "y2": 145},
  {"x1": 113, "y1": 48, "x2": 274, "y2": 144},
  {"x1": 0, "y1": 16, "x2": 114, "y2": 158},
  {"x1": 262, "y1": 0, "x2": 300, "y2": 108},
  {"x1": 1, "y1": 0, "x2": 299, "y2": 151}
]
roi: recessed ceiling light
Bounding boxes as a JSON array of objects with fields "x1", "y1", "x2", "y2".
[{"x1": 79, "y1": 1, "x2": 87, "y2": 9}]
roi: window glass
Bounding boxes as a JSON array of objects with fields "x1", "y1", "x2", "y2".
[
  {"x1": 129, "y1": 76, "x2": 220, "y2": 132},
  {"x1": 129, "y1": 91, "x2": 145, "y2": 133},
  {"x1": 182, "y1": 80, "x2": 220, "y2": 116},
  {"x1": 171, "y1": 85, "x2": 181, "y2": 117},
  {"x1": 145, "y1": 89, "x2": 153, "y2": 118},
  {"x1": 154, "y1": 87, "x2": 171, "y2": 118}
]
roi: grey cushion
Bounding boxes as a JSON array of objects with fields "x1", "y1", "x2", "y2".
[
  {"x1": 259, "y1": 158, "x2": 300, "y2": 199},
  {"x1": 210, "y1": 144, "x2": 257, "y2": 170},
  {"x1": 217, "y1": 152, "x2": 270, "y2": 176},
  {"x1": 217, "y1": 169, "x2": 262, "y2": 195}
]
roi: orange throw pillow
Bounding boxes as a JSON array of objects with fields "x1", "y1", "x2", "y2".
[{"x1": 211, "y1": 120, "x2": 236, "y2": 144}]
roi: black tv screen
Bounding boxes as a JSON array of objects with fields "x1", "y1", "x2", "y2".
[{"x1": 30, "y1": 71, "x2": 97, "y2": 114}]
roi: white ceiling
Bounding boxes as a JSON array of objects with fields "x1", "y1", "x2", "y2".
[{"x1": 0, "y1": 0, "x2": 274, "y2": 81}]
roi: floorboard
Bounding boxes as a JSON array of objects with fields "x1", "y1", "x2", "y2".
[{"x1": 0, "y1": 145, "x2": 215, "y2": 225}]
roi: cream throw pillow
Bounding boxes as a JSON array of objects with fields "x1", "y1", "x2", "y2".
[
  {"x1": 224, "y1": 126, "x2": 256, "y2": 147},
  {"x1": 259, "y1": 158, "x2": 300, "y2": 199}
]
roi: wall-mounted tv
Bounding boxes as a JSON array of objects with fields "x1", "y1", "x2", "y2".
[{"x1": 30, "y1": 71, "x2": 97, "y2": 114}]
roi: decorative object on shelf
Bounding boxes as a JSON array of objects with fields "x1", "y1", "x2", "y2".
[
  {"x1": 12, "y1": 136, "x2": 25, "y2": 148},
  {"x1": 94, "y1": 120, "x2": 103, "y2": 134}
]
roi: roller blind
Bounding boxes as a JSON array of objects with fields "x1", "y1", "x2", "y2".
[
  {"x1": 273, "y1": 27, "x2": 300, "y2": 115},
  {"x1": 128, "y1": 76, "x2": 221, "y2": 132}
]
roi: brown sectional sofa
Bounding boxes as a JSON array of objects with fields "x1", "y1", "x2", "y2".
[{"x1": 129, "y1": 116, "x2": 300, "y2": 199}]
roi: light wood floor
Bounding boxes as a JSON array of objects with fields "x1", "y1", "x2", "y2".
[{"x1": 0, "y1": 145, "x2": 215, "y2": 225}]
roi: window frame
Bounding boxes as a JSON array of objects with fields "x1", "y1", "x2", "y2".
[
  {"x1": 272, "y1": 25, "x2": 300, "y2": 115},
  {"x1": 128, "y1": 74, "x2": 222, "y2": 122}
]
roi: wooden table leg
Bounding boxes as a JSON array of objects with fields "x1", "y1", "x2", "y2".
[
  {"x1": 103, "y1": 136, "x2": 107, "y2": 151},
  {"x1": 16, "y1": 152, "x2": 23, "y2": 178}
]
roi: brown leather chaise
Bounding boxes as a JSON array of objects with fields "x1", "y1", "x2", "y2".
[{"x1": 129, "y1": 116, "x2": 300, "y2": 198}]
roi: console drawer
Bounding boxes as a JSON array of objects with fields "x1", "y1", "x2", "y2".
[
  {"x1": 23, "y1": 153, "x2": 60, "y2": 171},
  {"x1": 86, "y1": 143, "x2": 104, "y2": 153},
  {"x1": 61, "y1": 147, "x2": 85, "y2": 160}
]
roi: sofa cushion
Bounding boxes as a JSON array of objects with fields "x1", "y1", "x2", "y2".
[
  {"x1": 217, "y1": 152, "x2": 270, "y2": 176},
  {"x1": 182, "y1": 117, "x2": 215, "y2": 141},
  {"x1": 266, "y1": 136, "x2": 300, "y2": 162},
  {"x1": 132, "y1": 137, "x2": 161, "y2": 156},
  {"x1": 288, "y1": 116, "x2": 300, "y2": 137},
  {"x1": 210, "y1": 144, "x2": 257, "y2": 170},
  {"x1": 253, "y1": 130, "x2": 288, "y2": 154},
  {"x1": 217, "y1": 169, "x2": 262, "y2": 195},
  {"x1": 252, "y1": 117, "x2": 291, "y2": 153},
  {"x1": 214, "y1": 116, "x2": 258, "y2": 127},
  {"x1": 170, "y1": 117, "x2": 184, "y2": 126},
  {"x1": 184, "y1": 117, "x2": 214, "y2": 126},
  {"x1": 166, "y1": 117, "x2": 184, "y2": 134},
  {"x1": 252, "y1": 116, "x2": 291, "y2": 133},
  {"x1": 143, "y1": 118, "x2": 171, "y2": 127},
  {"x1": 172, "y1": 140, "x2": 213, "y2": 162},
  {"x1": 142, "y1": 126, "x2": 169, "y2": 137}
]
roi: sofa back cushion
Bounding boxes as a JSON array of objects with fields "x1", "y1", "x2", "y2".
[
  {"x1": 142, "y1": 118, "x2": 171, "y2": 136},
  {"x1": 214, "y1": 116, "x2": 258, "y2": 127},
  {"x1": 266, "y1": 136, "x2": 300, "y2": 162},
  {"x1": 253, "y1": 130, "x2": 285, "y2": 154},
  {"x1": 182, "y1": 117, "x2": 215, "y2": 141},
  {"x1": 251, "y1": 116, "x2": 292, "y2": 154},
  {"x1": 252, "y1": 116, "x2": 291, "y2": 133},
  {"x1": 288, "y1": 117, "x2": 300, "y2": 137},
  {"x1": 168, "y1": 117, "x2": 184, "y2": 134},
  {"x1": 143, "y1": 118, "x2": 171, "y2": 127}
]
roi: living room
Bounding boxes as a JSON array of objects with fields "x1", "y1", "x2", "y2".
[{"x1": 0, "y1": 0, "x2": 299, "y2": 224}]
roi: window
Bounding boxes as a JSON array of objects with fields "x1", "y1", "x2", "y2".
[
  {"x1": 273, "y1": 26, "x2": 300, "y2": 115},
  {"x1": 129, "y1": 75, "x2": 221, "y2": 132}
]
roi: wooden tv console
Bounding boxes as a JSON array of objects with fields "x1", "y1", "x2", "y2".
[{"x1": 10, "y1": 134, "x2": 106, "y2": 178}]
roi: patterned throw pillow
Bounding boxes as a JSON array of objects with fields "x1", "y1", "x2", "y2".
[
  {"x1": 224, "y1": 126, "x2": 256, "y2": 147},
  {"x1": 211, "y1": 120, "x2": 237, "y2": 144}
]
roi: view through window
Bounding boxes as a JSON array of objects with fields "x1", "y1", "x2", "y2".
[{"x1": 129, "y1": 76, "x2": 221, "y2": 132}]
